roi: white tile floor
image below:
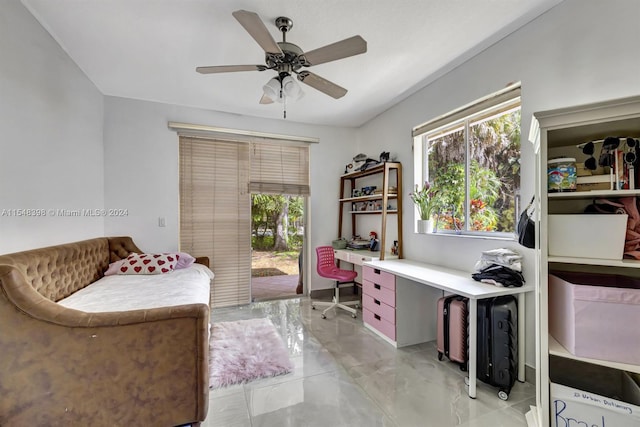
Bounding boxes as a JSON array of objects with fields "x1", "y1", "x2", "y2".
[{"x1": 203, "y1": 297, "x2": 535, "y2": 427}]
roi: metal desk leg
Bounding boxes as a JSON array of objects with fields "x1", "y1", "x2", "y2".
[
  {"x1": 517, "y1": 293, "x2": 526, "y2": 382},
  {"x1": 468, "y1": 299, "x2": 477, "y2": 399}
]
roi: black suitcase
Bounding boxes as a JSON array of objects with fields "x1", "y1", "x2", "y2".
[{"x1": 476, "y1": 295, "x2": 518, "y2": 400}]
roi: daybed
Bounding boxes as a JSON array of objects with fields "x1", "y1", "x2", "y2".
[{"x1": 0, "y1": 236, "x2": 212, "y2": 426}]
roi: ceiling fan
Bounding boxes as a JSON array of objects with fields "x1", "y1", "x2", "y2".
[{"x1": 196, "y1": 10, "x2": 367, "y2": 105}]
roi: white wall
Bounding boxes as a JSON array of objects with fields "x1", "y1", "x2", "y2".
[
  {"x1": 0, "y1": 2, "x2": 104, "y2": 254},
  {"x1": 357, "y1": 0, "x2": 640, "y2": 367},
  {"x1": 103, "y1": 96, "x2": 357, "y2": 290},
  {"x1": 6, "y1": 0, "x2": 640, "y2": 368},
  {"x1": 0, "y1": 0, "x2": 357, "y2": 291}
]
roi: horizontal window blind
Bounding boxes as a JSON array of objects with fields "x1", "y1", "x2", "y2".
[
  {"x1": 249, "y1": 142, "x2": 310, "y2": 196},
  {"x1": 179, "y1": 137, "x2": 251, "y2": 308},
  {"x1": 412, "y1": 83, "x2": 521, "y2": 138}
]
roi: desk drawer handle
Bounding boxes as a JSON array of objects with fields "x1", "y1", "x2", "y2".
[
  {"x1": 374, "y1": 298, "x2": 381, "y2": 305},
  {"x1": 374, "y1": 268, "x2": 381, "y2": 274},
  {"x1": 374, "y1": 314, "x2": 381, "y2": 321},
  {"x1": 374, "y1": 284, "x2": 381, "y2": 290}
]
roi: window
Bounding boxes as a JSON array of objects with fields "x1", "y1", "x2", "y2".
[{"x1": 412, "y1": 84, "x2": 521, "y2": 236}]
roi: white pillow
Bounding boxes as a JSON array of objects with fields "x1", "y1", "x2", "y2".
[{"x1": 117, "y1": 253, "x2": 178, "y2": 275}]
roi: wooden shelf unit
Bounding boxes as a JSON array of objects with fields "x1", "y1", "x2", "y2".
[{"x1": 338, "y1": 162, "x2": 403, "y2": 260}]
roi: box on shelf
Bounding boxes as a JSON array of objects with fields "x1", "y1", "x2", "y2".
[
  {"x1": 576, "y1": 163, "x2": 592, "y2": 177},
  {"x1": 548, "y1": 214, "x2": 627, "y2": 260},
  {"x1": 550, "y1": 356, "x2": 639, "y2": 402},
  {"x1": 625, "y1": 373, "x2": 640, "y2": 405},
  {"x1": 551, "y1": 379, "x2": 640, "y2": 427},
  {"x1": 549, "y1": 271, "x2": 640, "y2": 365},
  {"x1": 576, "y1": 174, "x2": 611, "y2": 191}
]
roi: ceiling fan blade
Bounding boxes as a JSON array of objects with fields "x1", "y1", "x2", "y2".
[
  {"x1": 303, "y1": 35, "x2": 367, "y2": 66},
  {"x1": 196, "y1": 65, "x2": 265, "y2": 74},
  {"x1": 297, "y1": 71, "x2": 347, "y2": 99},
  {"x1": 232, "y1": 10, "x2": 283, "y2": 55}
]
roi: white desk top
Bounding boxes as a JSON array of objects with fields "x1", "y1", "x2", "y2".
[
  {"x1": 334, "y1": 248, "x2": 379, "y2": 258},
  {"x1": 334, "y1": 248, "x2": 398, "y2": 260},
  {"x1": 363, "y1": 259, "x2": 534, "y2": 299}
]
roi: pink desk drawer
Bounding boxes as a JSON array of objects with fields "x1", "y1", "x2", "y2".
[
  {"x1": 362, "y1": 279, "x2": 396, "y2": 307},
  {"x1": 363, "y1": 266, "x2": 396, "y2": 291},
  {"x1": 364, "y1": 308, "x2": 396, "y2": 341},
  {"x1": 362, "y1": 294, "x2": 396, "y2": 324}
]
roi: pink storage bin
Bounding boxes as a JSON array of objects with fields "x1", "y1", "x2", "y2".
[{"x1": 549, "y1": 271, "x2": 640, "y2": 365}]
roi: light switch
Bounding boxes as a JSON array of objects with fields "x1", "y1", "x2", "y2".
[{"x1": 158, "y1": 217, "x2": 166, "y2": 227}]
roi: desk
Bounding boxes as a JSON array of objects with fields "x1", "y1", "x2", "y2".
[
  {"x1": 363, "y1": 259, "x2": 534, "y2": 399},
  {"x1": 333, "y1": 248, "x2": 382, "y2": 267},
  {"x1": 333, "y1": 248, "x2": 397, "y2": 284}
]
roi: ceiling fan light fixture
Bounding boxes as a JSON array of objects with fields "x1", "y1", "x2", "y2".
[
  {"x1": 262, "y1": 77, "x2": 282, "y2": 102},
  {"x1": 281, "y1": 75, "x2": 303, "y2": 100},
  {"x1": 259, "y1": 93, "x2": 275, "y2": 104}
]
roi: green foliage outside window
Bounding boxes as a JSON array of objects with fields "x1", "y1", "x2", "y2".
[
  {"x1": 427, "y1": 108, "x2": 521, "y2": 233},
  {"x1": 251, "y1": 194, "x2": 304, "y2": 251},
  {"x1": 432, "y1": 161, "x2": 501, "y2": 231}
]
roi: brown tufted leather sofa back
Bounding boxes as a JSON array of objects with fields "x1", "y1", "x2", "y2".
[
  {"x1": 0, "y1": 236, "x2": 141, "y2": 302},
  {"x1": 107, "y1": 235, "x2": 143, "y2": 263},
  {"x1": 0, "y1": 236, "x2": 209, "y2": 425}
]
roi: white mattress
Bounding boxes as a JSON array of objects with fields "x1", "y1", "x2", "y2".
[{"x1": 58, "y1": 264, "x2": 213, "y2": 313}]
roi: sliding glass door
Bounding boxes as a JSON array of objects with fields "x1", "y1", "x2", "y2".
[{"x1": 179, "y1": 135, "x2": 310, "y2": 308}]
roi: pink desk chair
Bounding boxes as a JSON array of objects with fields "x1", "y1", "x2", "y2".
[{"x1": 312, "y1": 246, "x2": 359, "y2": 318}]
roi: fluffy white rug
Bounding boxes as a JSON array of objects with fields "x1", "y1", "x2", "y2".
[{"x1": 209, "y1": 318, "x2": 294, "y2": 388}]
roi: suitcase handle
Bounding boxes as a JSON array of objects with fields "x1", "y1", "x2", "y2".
[
  {"x1": 374, "y1": 298, "x2": 381, "y2": 305},
  {"x1": 443, "y1": 297, "x2": 452, "y2": 357},
  {"x1": 374, "y1": 284, "x2": 381, "y2": 290}
]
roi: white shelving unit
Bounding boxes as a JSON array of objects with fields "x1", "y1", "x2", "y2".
[
  {"x1": 529, "y1": 95, "x2": 640, "y2": 427},
  {"x1": 548, "y1": 336, "x2": 640, "y2": 375},
  {"x1": 548, "y1": 189, "x2": 640, "y2": 199}
]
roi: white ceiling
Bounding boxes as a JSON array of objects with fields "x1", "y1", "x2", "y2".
[{"x1": 22, "y1": 0, "x2": 562, "y2": 127}]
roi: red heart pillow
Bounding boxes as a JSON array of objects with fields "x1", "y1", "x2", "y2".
[{"x1": 117, "y1": 253, "x2": 178, "y2": 275}]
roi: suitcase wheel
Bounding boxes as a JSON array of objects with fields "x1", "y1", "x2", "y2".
[
  {"x1": 437, "y1": 352, "x2": 443, "y2": 361},
  {"x1": 498, "y1": 390, "x2": 509, "y2": 401},
  {"x1": 459, "y1": 364, "x2": 467, "y2": 372}
]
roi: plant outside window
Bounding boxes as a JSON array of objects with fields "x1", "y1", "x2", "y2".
[{"x1": 427, "y1": 108, "x2": 521, "y2": 234}]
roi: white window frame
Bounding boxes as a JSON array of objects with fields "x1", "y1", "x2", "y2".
[{"x1": 412, "y1": 83, "x2": 521, "y2": 238}]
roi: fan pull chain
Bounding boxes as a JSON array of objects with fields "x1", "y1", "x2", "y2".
[{"x1": 282, "y1": 88, "x2": 287, "y2": 119}]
